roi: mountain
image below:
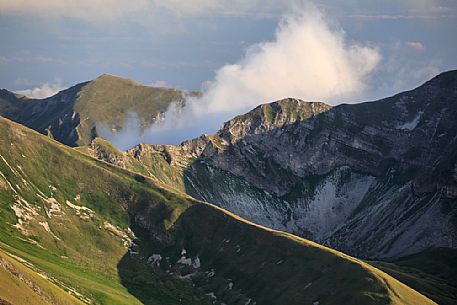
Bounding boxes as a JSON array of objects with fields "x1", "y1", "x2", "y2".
[
  {"x1": 0, "y1": 74, "x2": 198, "y2": 146},
  {"x1": 0, "y1": 117, "x2": 436, "y2": 304},
  {"x1": 83, "y1": 71, "x2": 457, "y2": 262}
]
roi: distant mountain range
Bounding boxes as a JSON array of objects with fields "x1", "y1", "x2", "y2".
[{"x1": 0, "y1": 71, "x2": 456, "y2": 305}]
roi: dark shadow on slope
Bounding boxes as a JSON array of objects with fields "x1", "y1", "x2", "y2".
[
  {"x1": 117, "y1": 221, "x2": 214, "y2": 305},
  {"x1": 117, "y1": 202, "x2": 424, "y2": 305}
]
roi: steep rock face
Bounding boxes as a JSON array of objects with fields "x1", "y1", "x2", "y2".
[
  {"x1": 117, "y1": 71, "x2": 457, "y2": 259},
  {"x1": 0, "y1": 74, "x2": 196, "y2": 146}
]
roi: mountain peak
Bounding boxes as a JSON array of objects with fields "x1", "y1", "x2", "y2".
[
  {"x1": 260, "y1": 97, "x2": 331, "y2": 119},
  {"x1": 93, "y1": 73, "x2": 141, "y2": 86},
  {"x1": 218, "y1": 98, "x2": 332, "y2": 142}
]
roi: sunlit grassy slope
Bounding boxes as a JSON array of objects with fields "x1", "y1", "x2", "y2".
[
  {"x1": 372, "y1": 248, "x2": 457, "y2": 305},
  {"x1": 0, "y1": 249, "x2": 85, "y2": 305},
  {"x1": 0, "y1": 116, "x2": 436, "y2": 305}
]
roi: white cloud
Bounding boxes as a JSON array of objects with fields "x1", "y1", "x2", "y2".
[
  {"x1": 0, "y1": 0, "x2": 278, "y2": 21},
  {"x1": 406, "y1": 41, "x2": 425, "y2": 51},
  {"x1": 97, "y1": 113, "x2": 143, "y2": 149},
  {"x1": 195, "y1": 5, "x2": 380, "y2": 114},
  {"x1": 0, "y1": 0, "x2": 151, "y2": 21},
  {"x1": 15, "y1": 82, "x2": 66, "y2": 99},
  {"x1": 101, "y1": 3, "x2": 381, "y2": 148}
]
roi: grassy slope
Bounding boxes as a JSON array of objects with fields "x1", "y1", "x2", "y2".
[
  {"x1": 371, "y1": 248, "x2": 457, "y2": 305},
  {"x1": 149, "y1": 203, "x2": 435, "y2": 305},
  {"x1": 0, "y1": 117, "x2": 436, "y2": 305},
  {"x1": 0, "y1": 250, "x2": 84, "y2": 305},
  {"x1": 0, "y1": 117, "x2": 205, "y2": 304}
]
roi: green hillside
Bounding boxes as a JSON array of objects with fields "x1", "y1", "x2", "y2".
[
  {"x1": 0, "y1": 116, "x2": 436, "y2": 304},
  {"x1": 0, "y1": 117, "x2": 210, "y2": 304}
]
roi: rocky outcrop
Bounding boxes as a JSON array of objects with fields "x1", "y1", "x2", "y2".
[
  {"x1": 218, "y1": 98, "x2": 332, "y2": 143},
  {"x1": 88, "y1": 138, "x2": 126, "y2": 167}
]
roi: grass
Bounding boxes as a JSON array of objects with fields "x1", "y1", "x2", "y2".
[
  {"x1": 154, "y1": 203, "x2": 436, "y2": 305},
  {"x1": 0, "y1": 249, "x2": 85, "y2": 305},
  {"x1": 0, "y1": 117, "x2": 194, "y2": 304},
  {"x1": 371, "y1": 248, "x2": 457, "y2": 305}
]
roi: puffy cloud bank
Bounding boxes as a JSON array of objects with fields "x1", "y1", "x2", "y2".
[
  {"x1": 198, "y1": 5, "x2": 380, "y2": 113},
  {"x1": 100, "y1": 4, "x2": 381, "y2": 149}
]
